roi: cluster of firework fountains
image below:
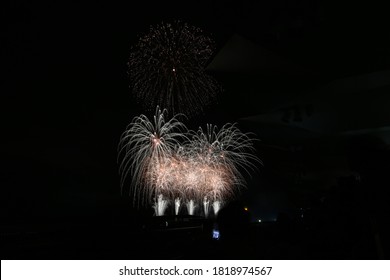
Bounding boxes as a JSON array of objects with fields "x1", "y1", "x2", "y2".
[{"x1": 118, "y1": 107, "x2": 260, "y2": 217}]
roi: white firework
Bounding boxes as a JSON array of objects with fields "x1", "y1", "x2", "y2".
[
  {"x1": 118, "y1": 108, "x2": 261, "y2": 215},
  {"x1": 118, "y1": 106, "x2": 187, "y2": 205},
  {"x1": 128, "y1": 21, "x2": 220, "y2": 117},
  {"x1": 153, "y1": 194, "x2": 169, "y2": 216},
  {"x1": 186, "y1": 123, "x2": 261, "y2": 201}
]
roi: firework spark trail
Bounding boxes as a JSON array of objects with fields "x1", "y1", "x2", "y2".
[
  {"x1": 128, "y1": 21, "x2": 220, "y2": 117},
  {"x1": 118, "y1": 108, "x2": 261, "y2": 214}
]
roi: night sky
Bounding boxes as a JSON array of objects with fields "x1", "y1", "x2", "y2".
[{"x1": 2, "y1": 0, "x2": 390, "y2": 259}]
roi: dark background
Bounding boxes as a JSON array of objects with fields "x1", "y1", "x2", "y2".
[{"x1": 2, "y1": 0, "x2": 390, "y2": 259}]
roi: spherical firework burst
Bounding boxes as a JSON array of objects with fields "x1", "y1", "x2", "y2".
[{"x1": 128, "y1": 20, "x2": 220, "y2": 117}]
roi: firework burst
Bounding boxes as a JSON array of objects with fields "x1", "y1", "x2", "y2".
[
  {"x1": 117, "y1": 106, "x2": 187, "y2": 205},
  {"x1": 128, "y1": 21, "x2": 220, "y2": 117},
  {"x1": 186, "y1": 123, "x2": 261, "y2": 201},
  {"x1": 118, "y1": 108, "x2": 261, "y2": 215}
]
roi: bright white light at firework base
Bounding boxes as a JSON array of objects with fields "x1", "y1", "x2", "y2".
[{"x1": 118, "y1": 107, "x2": 261, "y2": 216}]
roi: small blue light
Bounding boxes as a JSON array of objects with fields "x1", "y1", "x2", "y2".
[{"x1": 212, "y1": 230, "x2": 220, "y2": 240}]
